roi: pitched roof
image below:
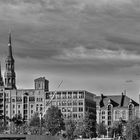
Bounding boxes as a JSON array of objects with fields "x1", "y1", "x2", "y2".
[{"x1": 95, "y1": 93, "x2": 139, "y2": 108}]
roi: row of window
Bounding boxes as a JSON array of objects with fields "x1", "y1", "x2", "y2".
[
  {"x1": 6, "y1": 97, "x2": 43, "y2": 103},
  {"x1": 61, "y1": 107, "x2": 84, "y2": 112},
  {"x1": 47, "y1": 92, "x2": 84, "y2": 99},
  {"x1": 8, "y1": 104, "x2": 42, "y2": 109},
  {"x1": 63, "y1": 113, "x2": 83, "y2": 119},
  {"x1": 47, "y1": 100, "x2": 84, "y2": 106}
]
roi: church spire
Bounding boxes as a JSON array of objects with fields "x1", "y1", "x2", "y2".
[
  {"x1": 8, "y1": 32, "x2": 13, "y2": 59},
  {"x1": 4, "y1": 32, "x2": 16, "y2": 89}
]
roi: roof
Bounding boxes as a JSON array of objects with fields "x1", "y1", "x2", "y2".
[{"x1": 95, "y1": 93, "x2": 139, "y2": 108}]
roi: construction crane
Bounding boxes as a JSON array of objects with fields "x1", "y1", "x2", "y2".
[{"x1": 42, "y1": 80, "x2": 63, "y2": 116}]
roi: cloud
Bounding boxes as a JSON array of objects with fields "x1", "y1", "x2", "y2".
[
  {"x1": 55, "y1": 46, "x2": 140, "y2": 61},
  {"x1": 125, "y1": 80, "x2": 133, "y2": 83}
]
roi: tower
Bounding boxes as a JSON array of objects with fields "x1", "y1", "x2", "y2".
[
  {"x1": 4, "y1": 33, "x2": 16, "y2": 89},
  {"x1": 34, "y1": 77, "x2": 49, "y2": 91}
]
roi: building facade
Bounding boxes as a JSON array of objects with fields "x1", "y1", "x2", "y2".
[
  {"x1": 0, "y1": 33, "x2": 96, "y2": 123},
  {"x1": 46, "y1": 90, "x2": 96, "y2": 121},
  {"x1": 95, "y1": 93, "x2": 139, "y2": 127}
]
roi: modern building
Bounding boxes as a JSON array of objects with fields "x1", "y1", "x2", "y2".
[
  {"x1": 95, "y1": 93, "x2": 139, "y2": 127},
  {"x1": 0, "y1": 33, "x2": 96, "y2": 123},
  {"x1": 46, "y1": 90, "x2": 96, "y2": 121}
]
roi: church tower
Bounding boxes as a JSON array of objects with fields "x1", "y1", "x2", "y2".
[{"x1": 4, "y1": 33, "x2": 16, "y2": 89}]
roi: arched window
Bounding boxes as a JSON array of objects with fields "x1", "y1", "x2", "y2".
[{"x1": 129, "y1": 104, "x2": 133, "y2": 120}]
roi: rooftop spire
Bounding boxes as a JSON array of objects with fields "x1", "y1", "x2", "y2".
[{"x1": 8, "y1": 32, "x2": 13, "y2": 58}]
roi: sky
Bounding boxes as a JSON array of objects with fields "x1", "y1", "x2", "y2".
[{"x1": 0, "y1": 0, "x2": 140, "y2": 101}]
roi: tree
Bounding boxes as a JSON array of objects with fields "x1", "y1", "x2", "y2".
[
  {"x1": 10, "y1": 114, "x2": 25, "y2": 134},
  {"x1": 111, "y1": 121, "x2": 123, "y2": 138},
  {"x1": 74, "y1": 111, "x2": 96, "y2": 138},
  {"x1": 29, "y1": 112, "x2": 45, "y2": 135},
  {"x1": 0, "y1": 119, "x2": 7, "y2": 134},
  {"x1": 96, "y1": 123, "x2": 107, "y2": 137},
  {"x1": 44, "y1": 106, "x2": 65, "y2": 136},
  {"x1": 65, "y1": 119, "x2": 76, "y2": 140},
  {"x1": 126, "y1": 118, "x2": 140, "y2": 140}
]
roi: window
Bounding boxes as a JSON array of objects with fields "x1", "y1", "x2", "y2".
[
  {"x1": 73, "y1": 107, "x2": 77, "y2": 112},
  {"x1": 18, "y1": 110, "x2": 20, "y2": 114},
  {"x1": 31, "y1": 105, "x2": 33, "y2": 108},
  {"x1": 6, "y1": 105, "x2": 8, "y2": 108},
  {"x1": 24, "y1": 110, "x2": 27, "y2": 114},
  {"x1": 108, "y1": 104, "x2": 112, "y2": 126},
  {"x1": 52, "y1": 101, "x2": 56, "y2": 106},
  {"x1": 63, "y1": 114, "x2": 67, "y2": 118},
  {"x1": 79, "y1": 107, "x2": 83, "y2": 112},
  {"x1": 24, "y1": 104, "x2": 27, "y2": 109},
  {"x1": 13, "y1": 110, "x2": 15, "y2": 114},
  {"x1": 12, "y1": 99, "x2": 15, "y2": 102},
  {"x1": 29, "y1": 97, "x2": 35, "y2": 102},
  {"x1": 67, "y1": 113, "x2": 72, "y2": 119},
  {"x1": 57, "y1": 92, "x2": 61, "y2": 99},
  {"x1": 23, "y1": 96, "x2": 27, "y2": 103},
  {"x1": 36, "y1": 107, "x2": 38, "y2": 111},
  {"x1": 115, "y1": 110, "x2": 120, "y2": 120},
  {"x1": 73, "y1": 100, "x2": 77, "y2": 106},
  {"x1": 67, "y1": 107, "x2": 72, "y2": 112},
  {"x1": 68, "y1": 100, "x2": 72, "y2": 106},
  {"x1": 0, "y1": 93, "x2": 3, "y2": 97},
  {"x1": 102, "y1": 111, "x2": 105, "y2": 115},
  {"x1": 102, "y1": 121, "x2": 105, "y2": 124},
  {"x1": 18, "y1": 105, "x2": 20, "y2": 109},
  {"x1": 62, "y1": 108, "x2": 67, "y2": 112},
  {"x1": 68, "y1": 92, "x2": 72, "y2": 99},
  {"x1": 73, "y1": 92, "x2": 77, "y2": 99},
  {"x1": 78, "y1": 113, "x2": 83, "y2": 119},
  {"x1": 102, "y1": 116, "x2": 105, "y2": 119},
  {"x1": 122, "y1": 110, "x2": 126, "y2": 120},
  {"x1": 57, "y1": 101, "x2": 61, "y2": 106},
  {"x1": 62, "y1": 92, "x2": 67, "y2": 99},
  {"x1": 40, "y1": 107, "x2": 42, "y2": 111},
  {"x1": 16, "y1": 97, "x2": 22, "y2": 102},
  {"x1": 62, "y1": 100, "x2": 67, "y2": 106},
  {"x1": 129, "y1": 104, "x2": 133, "y2": 120},
  {"x1": 31, "y1": 110, "x2": 34, "y2": 114},
  {"x1": 79, "y1": 92, "x2": 84, "y2": 98},
  {"x1": 108, "y1": 121, "x2": 111, "y2": 126},
  {"x1": 13, "y1": 104, "x2": 15, "y2": 108},
  {"x1": 73, "y1": 114, "x2": 77, "y2": 118},
  {"x1": 79, "y1": 100, "x2": 83, "y2": 105}
]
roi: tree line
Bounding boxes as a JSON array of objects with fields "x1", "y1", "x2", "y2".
[{"x1": 0, "y1": 106, "x2": 96, "y2": 140}]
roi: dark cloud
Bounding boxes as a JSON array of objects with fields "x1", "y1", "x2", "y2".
[{"x1": 0, "y1": 0, "x2": 140, "y2": 101}]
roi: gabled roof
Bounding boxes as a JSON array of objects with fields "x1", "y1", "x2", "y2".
[{"x1": 95, "y1": 93, "x2": 139, "y2": 108}]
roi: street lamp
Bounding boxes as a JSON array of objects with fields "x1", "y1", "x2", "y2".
[
  {"x1": 107, "y1": 127, "x2": 109, "y2": 138},
  {"x1": 39, "y1": 113, "x2": 42, "y2": 135}
]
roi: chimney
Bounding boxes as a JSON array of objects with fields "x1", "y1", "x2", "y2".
[{"x1": 101, "y1": 94, "x2": 104, "y2": 100}]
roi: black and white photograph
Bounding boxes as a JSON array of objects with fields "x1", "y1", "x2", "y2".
[{"x1": 0, "y1": 0, "x2": 139, "y2": 140}]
